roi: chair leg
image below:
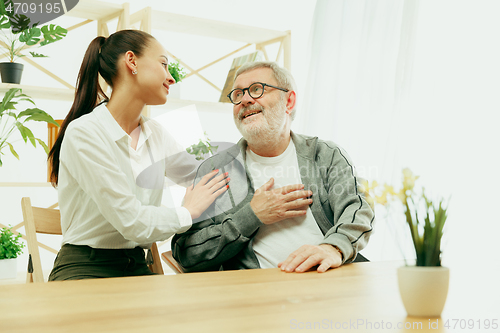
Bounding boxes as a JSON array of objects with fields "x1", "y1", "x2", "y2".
[
  {"x1": 147, "y1": 243, "x2": 164, "y2": 275},
  {"x1": 26, "y1": 254, "x2": 34, "y2": 283}
]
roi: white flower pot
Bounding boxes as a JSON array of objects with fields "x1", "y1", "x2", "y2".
[
  {"x1": 398, "y1": 266, "x2": 449, "y2": 317},
  {"x1": 0, "y1": 258, "x2": 17, "y2": 279}
]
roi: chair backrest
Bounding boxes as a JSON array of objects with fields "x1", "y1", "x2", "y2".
[
  {"x1": 22, "y1": 197, "x2": 164, "y2": 281},
  {"x1": 21, "y1": 197, "x2": 62, "y2": 283},
  {"x1": 147, "y1": 243, "x2": 164, "y2": 275},
  {"x1": 161, "y1": 250, "x2": 185, "y2": 274}
]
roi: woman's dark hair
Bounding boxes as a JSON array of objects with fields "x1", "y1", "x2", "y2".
[{"x1": 48, "y1": 30, "x2": 155, "y2": 187}]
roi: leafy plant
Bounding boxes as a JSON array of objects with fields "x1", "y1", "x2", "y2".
[
  {"x1": 168, "y1": 60, "x2": 187, "y2": 83},
  {"x1": 0, "y1": 225, "x2": 24, "y2": 259},
  {"x1": 362, "y1": 168, "x2": 449, "y2": 266},
  {"x1": 186, "y1": 132, "x2": 218, "y2": 161},
  {"x1": 0, "y1": 12, "x2": 67, "y2": 62},
  {"x1": 0, "y1": 88, "x2": 59, "y2": 166}
]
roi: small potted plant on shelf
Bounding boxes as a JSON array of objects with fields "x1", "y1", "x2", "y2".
[
  {"x1": 0, "y1": 9, "x2": 68, "y2": 84},
  {"x1": 363, "y1": 168, "x2": 450, "y2": 317},
  {"x1": 168, "y1": 60, "x2": 187, "y2": 99},
  {"x1": 0, "y1": 87, "x2": 59, "y2": 166},
  {"x1": 0, "y1": 225, "x2": 24, "y2": 279}
]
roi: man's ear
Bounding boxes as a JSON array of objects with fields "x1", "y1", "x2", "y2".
[
  {"x1": 285, "y1": 90, "x2": 297, "y2": 115},
  {"x1": 124, "y1": 50, "x2": 137, "y2": 73}
]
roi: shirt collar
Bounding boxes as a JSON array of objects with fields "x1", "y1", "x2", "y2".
[
  {"x1": 93, "y1": 103, "x2": 153, "y2": 143},
  {"x1": 93, "y1": 103, "x2": 128, "y2": 142}
]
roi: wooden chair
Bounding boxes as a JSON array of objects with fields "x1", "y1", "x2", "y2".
[
  {"x1": 147, "y1": 243, "x2": 164, "y2": 275},
  {"x1": 21, "y1": 197, "x2": 164, "y2": 282},
  {"x1": 22, "y1": 197, "x2": 62, "y2": 283},
  {"x1": 47, "y1": 120, "x2": 63, "y2": 182},
  {"x1": 161, "y1": 250, "x2": 185, "y2": 274}
]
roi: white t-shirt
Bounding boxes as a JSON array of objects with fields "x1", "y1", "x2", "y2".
[{"x1": 246, "y1": 140, "x2": 324, "y2": 268}]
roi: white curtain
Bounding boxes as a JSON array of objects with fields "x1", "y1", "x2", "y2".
[
  {"x1": 293, "y1": 0, "x2": 420, "y2": 261},
  {"x1": 295, "y1": 0, "x2": 500, "y2": 265},
  {"x1": 294, "y1": 0, "x2": 419, "y2": 182}
]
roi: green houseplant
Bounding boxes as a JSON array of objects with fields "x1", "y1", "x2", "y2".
[
  {"x1": 0, "y1": 87, "x2": 59, "y2": 166},
  {"x1": 0, "y1": 9, "x2": 67, "y2": 83},
  {"x1": 168, "y1": 60, "x2": 187, "y2": 83},
  {"x1": 0, "y1": 225, "x2": 24, "y2": 279},
  {"x1": 167, "y1": 60, "x2": 187, "y2": 99},
  {"x1": 363, "y1": 168, "x2": 450, "y2": 317},
  {"x1": 186, "y1": 132, "x2": 218, "y2": 161}
]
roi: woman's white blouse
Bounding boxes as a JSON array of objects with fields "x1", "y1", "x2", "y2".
[{"x1": 58, "y1": 103, "x2": 197, "y2": 249}]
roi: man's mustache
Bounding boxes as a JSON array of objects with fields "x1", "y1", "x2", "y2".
[{"x1": 237, "y1": 105, "x2": 264, "y2": 120}]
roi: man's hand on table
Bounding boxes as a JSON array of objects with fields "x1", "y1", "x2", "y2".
[{"x1": 278, "y1": 244, "x2": 343, "y2": 273}]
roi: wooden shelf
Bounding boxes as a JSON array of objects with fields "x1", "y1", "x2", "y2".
[
  {"x1": 66, "y1": 0, "x2": 124, "y2": 21},
  {"x1": 0, "y1": 182, "x2": 52, "y2": 187},
  {"x1": 150, "y1": 11, "x2": 287, "y2": 44},
  {"x1": 0, "y1": 83, "x2": 74, "y2": 101}
]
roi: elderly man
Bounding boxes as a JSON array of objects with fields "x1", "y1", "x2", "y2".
[{"x1": 172, "y1": 61, "x2": 374, "y2": 273}]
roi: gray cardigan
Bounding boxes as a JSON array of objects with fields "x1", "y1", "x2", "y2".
[{"x1": 172, "y1": 132, "x2": 374, "y2": 272}]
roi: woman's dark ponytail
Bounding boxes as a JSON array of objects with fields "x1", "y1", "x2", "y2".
[
  {"x1": 48, "y1": 36, "x2": 106, "y2": 186},
  {"x1": 48, "y1": 30, "x2": 154, "y2": 187}
]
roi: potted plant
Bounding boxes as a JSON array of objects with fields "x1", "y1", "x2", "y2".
[
  {"x1": 0, "y1": 225, "x2": 24, "y2": 279},
  {"x1": 168, "y1": 60, "x2": 187, "y2": 99},
  {"x1": 186, "y1": 132, "x2": 218, "y2": 161},
  {"x1": 0, "y1": 87, "x2": 59, "y2": 166},
  {"x1": 363, "y1": 168, "x2": 450, "y2": 317},
  {"x1": 0, "y1": 10, "x2": 67, "y2": 83}
]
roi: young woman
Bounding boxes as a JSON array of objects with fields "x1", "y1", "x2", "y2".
[{"x1": 47, "y1": 30, "x2": 228, "y2": 280}]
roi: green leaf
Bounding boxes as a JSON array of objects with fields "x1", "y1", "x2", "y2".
[
  {"x1": 29, "y1": 51, "x2": 48, "y2": 57},
  {"x1": 1, "y1": 88, "x2": 22, "y2": 109},
  {"x1": 18, "y1": 108, "x2": 58, "y2": 125},
  {"x1": 35, "y1": 138, "x2": 49, "y2": 154},
  {"x1": 16, "y1": 97, "x2": 36, "y2": 106},
  {"x1": 14, "y1": 121, "x2": 29, "y2": 143},
  {"x1": 6, "y1": 142, "x2": 19, "y2": 160},
  {"x1": 18, "y1": 27, "x2": 42, "y2": 46},
  {"x1": 5, "y1": 111, "x2": 17, "y2": 119},
  {"x1": 0, "y1": 226, "x2": 25, "y2": 259},
  {"x1": 168, "y1": 61, "x2": 187, "y2": 83},
  {"x1": 0, "y1": 14, "x2": 11, "y2": 29},
  {"x1": 40, "y1": 24, "x2": 67, "y2": 46},
  {"x1": 2, "y1": 101, "x2": 18, "y2": 111},
  {"x1": 9, "y1": 14, "x2": 33, "y2": 33},
  {"x1": 15, "y1": 122, "x2": 36, "y2": 146}
]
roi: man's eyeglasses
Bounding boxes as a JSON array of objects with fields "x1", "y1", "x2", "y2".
[{"x1": 227, "y1": 82, "x2": 289, "y2": 105}]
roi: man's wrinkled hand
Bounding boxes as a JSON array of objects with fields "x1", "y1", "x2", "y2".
[{"x1": 278, "y1": 244, "x2": 343, "y2": 273}]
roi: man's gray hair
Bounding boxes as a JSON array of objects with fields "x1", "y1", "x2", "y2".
[{"x1": 234, "y1": 61, "x2": 297, "y2": 120}]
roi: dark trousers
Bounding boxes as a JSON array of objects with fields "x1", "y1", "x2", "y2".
[{"x1": 48, "y1": 244, "x2": 156, "y2": 281}]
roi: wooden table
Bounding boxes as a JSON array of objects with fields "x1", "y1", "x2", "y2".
[{"x1": 0, "y1": 261, "x2": 498, "y2": 333}]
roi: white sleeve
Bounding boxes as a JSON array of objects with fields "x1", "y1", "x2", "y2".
[{"x1": 60, "y1": 124, "x2": 192, "y2": 243}]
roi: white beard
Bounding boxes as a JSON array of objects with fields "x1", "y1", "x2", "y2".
[{"x1": 234, "y1": 99, "x2": 287, "y2": 146}]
